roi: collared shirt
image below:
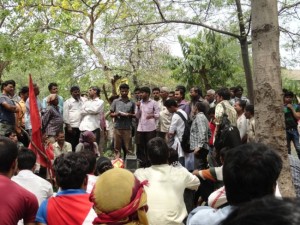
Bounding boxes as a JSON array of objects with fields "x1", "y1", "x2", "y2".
[
  {"x1": 0, "y1": 94, "x2": 16, "y2": 125},
  {"x1": 190, "y1": 112, "x2": 211, "y2": 150},
  {"x1": 42, "y1": 106, "x2": 64, "y2": 136},
  {"x1": 16, "y1": 99, "x2": 26, "y2": 132},
  {"x1": 42, "y1": 95, "x2": 64, "y2": 115},
  {"x1": 135, "y1": 99, "x2": 160, "y2": 132},
  {"x1": 53, "y1": 141, "x2": 72, "y2": 159},
  {"x1": 247, "y1": 117, "x2": 255, "y2": 142},
  {"x1": 230, "y1": 96, "x2": 250, "y2": 106},
  {"x1": 215, "y1": 100, "x2": 237, "y2": 126},
  {"x1": 159, "y1": 106, "x2": 172, "y2": 133},
  {"x1": 134, "y1": 164, "x2": 200, "y2": 225},
  {"x1": 237, "y1": 113, "x2": 247, "y2": 139},
  {"x1": 178, "y1": 99, "x2": 191, "y2": 116},
  {"x1": 110, "y1": 97, "x2": 135, "y2": 129},
  {"x1": 79, "y1": 97, "x2": 104, "y2": 131},
  {"x1": 63, "y1": 97, "x2": 86, "y2": 128},
  {"x1": 25, "y1": 97, "x2": 42, "y2": 130},
  {"x1": 12, "y1": 170, "x2": 53, "y2": 206}
]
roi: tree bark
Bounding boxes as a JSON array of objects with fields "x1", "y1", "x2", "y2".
[{"x1": 252, "y1": 0, "x2": 295, "y2": 197}]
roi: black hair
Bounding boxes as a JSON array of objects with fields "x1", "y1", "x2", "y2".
[
  {"x1": 70, "y1": 86, "x2": 80, "y2": 92},
  {"x1": 17, "y1": 148, "x2": 36, "y2": 170},
  {"x1": 90, "y1": 86, "x2": 101, "y2": 96},
  {"x1": 4, "y1": 128, "x2": 16, "y2": 137},
  {"x1": 208, "y1": 107, "x2": 215, "y2": 115},
  {"x1": 152, "y1": 87, "x2": 160, "y2": 92},
  {"x1": 19, "y1": 86, "x2": 29, "y2": 94},
  {"x1": 245, "y1": 104, "x2": 254, "y2": 115},
  {"x1": 119, "y1": 83, "x2": 129, "y2": 90},
  {"x1": 168, "y1": 148, "x2": 179, "y2": 165},
  {"x1": 234, "y1": 85, "x2": 243, "y2": 93},
  {"x1": 95, "y1": 157, "x2": 113, "y2": 175},
  {"x1": 195, "y1": 102, "x2": 206, "y2": 113},
  {"x1": 147, "y1": 137, "x2": 169, "y2": 165},
  {"x1": 55, "y1": 130, "x2": 64, "y2": 137},
  {"x1": 164, "y1": 99, "x2": 178, "y2": 108},
  {"x1": 175, "y1": 85, "x2": 186, "y2": 95},
  {"x1": 79, "y1": 150, "x2": 96, "y2": 174},
  {"x1": 140, "y1": 86, "x2": 150, "y2": 94},
  {"x1": 48, "y1": 82, "x2": 58, "y2": 91},
  {"x1": 221, "y1": 197, "x2": 300, "y2": 225},
  {"x1": 53, "y1": 152, "x2": 89, "y2": 189},
  {"x1": 0, "y1": 137, "x2": 18, "y2": 173},
  {"x1": 134, "y1": 87, "x2": 140, "y2": 93},
  {"x1": 235, "y1": 100, "x2": 247, "y2": 111},
  {"x1": 191, "y1": 86, "x2": 203, "y2": 97},
  {"x1": 169, "y1": 91, "x2": 175, "y2": 95},
  {"x1": 284, "y1": 90, "x2": 294, "y2": 98},
  {"x1": 223, "y1": 143, "x2": 282, "y2": 205},
  {"x1": 1, "y1": 80, "x2": 16, "y2": 91},
  {"x1": 216, "y1": 87, "x2": 231, "y2": 100}
]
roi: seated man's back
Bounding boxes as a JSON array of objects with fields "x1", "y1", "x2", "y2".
[{"x1": 134, "y1": 137, "x2": 200, "y2": 225}]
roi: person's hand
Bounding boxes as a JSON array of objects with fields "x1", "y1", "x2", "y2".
[
  {"x1": 194, "y1": 147, "x2": 200, "y2": 154},
  {"x1": 136, "y1": 101, "x2": 141, "y2": 108},
  {"x1": 192, "y1": 169, "x2": 199, "y2": 176},
  {"x1": 146, "y1": 113, "x2": 154, "y2": 119},
  {"x1": 287, "y1": 104, "x2": 293, "y2": 110}
]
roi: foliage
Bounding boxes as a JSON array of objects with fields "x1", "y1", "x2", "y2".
[{"x1": 167, "y1": 31, "x2": 243, "y2": 92}]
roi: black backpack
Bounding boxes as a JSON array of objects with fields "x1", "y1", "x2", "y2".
[
  {"x1": 175, "y1": 111, "x2": 193, "y2": 153},
  {"x1": 214, "y1": 103, "x2": 241, "y2": 152}
]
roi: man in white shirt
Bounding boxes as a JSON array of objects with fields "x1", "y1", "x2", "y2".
[
  {"x1": 79, "y1": 86, "x2": 104, "y2": 146},
  {"x1": 53, "y1": 131, "x2": 72, "y2": 159},
  {"x1": 63, "y1": 86, "x2": 86, "y2": 151},
  {"x1": 12, "y1": 148, "x2": 53, "y2": 205},
  {"x1": 134, "y1": 137, "x2": 200, "y2": 225}
]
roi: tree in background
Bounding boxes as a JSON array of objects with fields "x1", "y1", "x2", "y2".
[{"x1": 167, "y1": 31, "x2": 243, "y2": 92}]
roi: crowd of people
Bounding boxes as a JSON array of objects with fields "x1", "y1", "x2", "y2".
[{"x1": 0, "y1": 78, "x2": 300, "y2": 225}]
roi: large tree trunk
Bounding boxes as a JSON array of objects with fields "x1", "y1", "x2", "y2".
[{"x1": 252, "y1": 0, "x2": 295, "y2": 197}]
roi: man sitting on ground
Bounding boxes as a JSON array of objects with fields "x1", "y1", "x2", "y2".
[
  {"x1": 187, "y1": 143, "x2": 282, "y2": 225},
  {"x1": 35, "y1": 152, "x2": 96, "y2": 225}
]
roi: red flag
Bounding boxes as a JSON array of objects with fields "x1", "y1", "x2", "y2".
[{"x1": 28, "y1": 74, "x2": 49, "y2": 168}]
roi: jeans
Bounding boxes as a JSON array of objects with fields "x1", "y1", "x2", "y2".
[{"x1": 286, "y1": 128, "x2": 300, "y2": 158}]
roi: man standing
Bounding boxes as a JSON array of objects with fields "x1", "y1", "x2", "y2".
[
  {"x1": 283, "y1": 90, "x2": 300, "y2": 158},
  {"x1": 42, "y1": 82, "x2": 64, "y2": 115},
  {"x1": 135, "y1": 86, "x2": 160, "y2": 166},
  {"x1": 189, "y1": 86, "x2": 210, "y2": 119},
  {"x1": 175, "y1": 85, "x2": 191, "y2": 116},
  {"x1": 152, "y1": 87, "x2": 161, "y2": 102},
  {"x1": 0, "y1": 80, "x2": 19, "y2": 136},
  {"x1": 158, "y1": 87, "x2": 172, "y2": 139},
  {"x1": 0, "y1": 137, "x2": 38, "y2": 225},
  {"x1": 110, "y1": 83, "x2": 135, "y2": 159},
  {"x1": 12, "y1": 148, "x2": 53, "y2": 205},
  {"x1": 63, "y1": 86, "x2": 86, "y2": 151},
  {"x1": 16, "y1": 86, "x2": 29, "y2": 146},
  {"x1": 206, "y1": 89, "x2": 216, "y2": 108},
  {"x1": 79, "y1": 86, "x2": 104, "y2": 146}
]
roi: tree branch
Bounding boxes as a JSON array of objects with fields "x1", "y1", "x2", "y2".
[
  {"x1": 279, "y1": 1, "x2": 300, "y2": 14},
  {"x1": 46, "y1": 26, "x2": 81, "y2": 38},
  {"x1": 152, "y1": 0, "x2": 167, "y2": 21}
]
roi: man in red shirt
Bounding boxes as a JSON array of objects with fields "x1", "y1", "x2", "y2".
[{"x1": 0, "y1": 137, "x2": 38, "y2": 225}]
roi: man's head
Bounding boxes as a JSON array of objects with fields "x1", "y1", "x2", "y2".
[
  {"x1": 175, "y1": 89, "x2": 185, "y2": 102},
  {"x1": 194, "y1": 102, "x2": 207, "y2": 114},
  {"x1": 47, "y1": 94, "x2": 59, "y2": 106},
  {"x1": 133, "y1": 87, "x2": 141, "y2": 101},
  {"x1": 234, "y1": 85, "x2": 243, "y2": 98},
  {"x1": 79, "y1": 150, "x2": 96, "y2": 174},
  {"x1": 164, "y1": 99, "x2": 178, "y2": 113},
  {"x1": 1, "y1": 80, "x2": 16, "y2": 96},
  {"x1": 284, "y1": 90, "x2": 294, "y2": 104},
  {"x1": 56, "y1": 131, "x2": 65, "y2": 145},
  {"x1": 223, "y1": 143, "x2": 282, "y2": 206},
  {"x1": 48, "y1": 82, "x2": 59, "y2": 94},
  {"x1": 0, "y1": 137, "x2": 18, "y2": 177},
  {"x1": 54, "y1": 152, "x2": 89, "y2": 190},
  {"x1": 244, "y1": 104, "x2": 254, "y2": 119},
  {"x1": 216, "y1": 87, "x2": 231, "y2": 103},
  {"x1": 89, "y1": 86, "x2": 101, "y2": 99},
  {"x1": 190, "y1": 86, "x2": 203, "y2": 101},
  {"x1": 234, "y1": 100, "x2": 247, "y2": 114},
  {"x1": 147, "y1": 137, "x2": 169, "y2": 165},
  {"x1": 206, "y1": 89, "x2": 215, "y2": 103},
  {"x1": 19, "y1": 86, "x2": 29, "y2": 101},
  {"x1": 17, "y1": 148, "x2": 36, "y2": 171},
  {"x1": 152, "y1": 87, "x2": 160, "y2": 101},
  {"x1": 70, "y1": 86, "x2": 81, "y2": 100},
  {"x1": 140, "y1": 87, "x2": 151, "y2": 101},
  {"x1": 96, "y1": 157, "x2": 113, "y2": 175},
  {"x1": 119, "y1": 83, "x2": 129, "y2": 99},
  {"x1": 159, "y1": 87, "x2": 169, "y2": 101},
  {"x1": 168, "y1": 91, "x2": 175, "y2": 100},
  {"x1": 33, "y1": 83, "x2": 40, "y2": 96},
  {"x1": 4, "y1": 129, "x2": 18, "y2": 143}
]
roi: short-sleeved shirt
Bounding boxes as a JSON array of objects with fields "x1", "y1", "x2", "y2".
[
  {"x1": 215, "y1": 100, "x2": 237, "y2": 126},
  {"x1": 0, "y1": 175, "x2": 38, "y2": 224},
  {"x1": 110, "y1": 98, "x2": 135, "y2": 129},
  {"x1": 284, "y1": 104, "x2": 300, "y2": 129},
  {"x1": 0, "y1": 94, "x2": 16, "y2": 125}
]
